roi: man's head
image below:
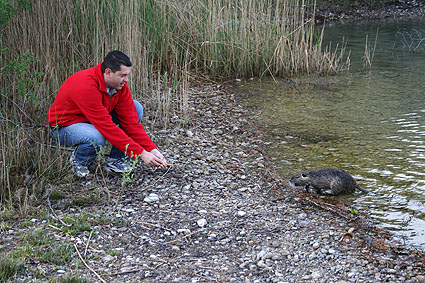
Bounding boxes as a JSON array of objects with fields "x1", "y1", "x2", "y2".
[{"x1": 101, "y1": 50, "x2": 132, "y2": 90}]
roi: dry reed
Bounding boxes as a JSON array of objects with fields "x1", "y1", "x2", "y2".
[{"x1": 0, "y1": 0, "x2": 347, "y2": 205}]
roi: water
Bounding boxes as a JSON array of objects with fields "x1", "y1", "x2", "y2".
[{"x1": 234, "y1": 18, "x2": 425, "y2": 251}]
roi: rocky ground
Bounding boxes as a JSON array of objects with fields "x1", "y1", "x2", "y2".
[
  {"x1": 2, "y1": 2, "x2": 425, "y2": 282},
  {"x1": 2, "y1": 84, "x2": 425, "y2": 282},
  {"x1": 315, "y1": 0, "x2": 425, "y2": 25}
]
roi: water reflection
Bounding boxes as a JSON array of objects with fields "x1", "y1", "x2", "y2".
[{"x1": 234, "y1": 18, "x2": 425, "y2": 251}]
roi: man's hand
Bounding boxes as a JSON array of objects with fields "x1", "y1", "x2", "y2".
[{"x1": 140, "y1": 149, "x2": 167, "y2": 168}]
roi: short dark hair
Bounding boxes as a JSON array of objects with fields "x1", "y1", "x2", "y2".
[{"x1": 101, "y1": 50, "x2": 132, "y2": 73}]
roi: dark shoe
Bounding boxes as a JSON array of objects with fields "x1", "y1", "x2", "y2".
[{"x1": 104, "y1": 157, "x2": 132, "y2": 174}]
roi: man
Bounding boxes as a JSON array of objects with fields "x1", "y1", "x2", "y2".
[{"x1": 47, "y1": 50, "x2": 167, "y2": 177}]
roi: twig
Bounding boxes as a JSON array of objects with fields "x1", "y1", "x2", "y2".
[
  {"x1": 143, "y1": 165, "x2": 172, "y2": 190},
  {"x1": 306, "y1": 197, "x2": 352, "y2": 220},
  {"x1": 109, "y1": 268, "x2": 143, "y2": 276},
  {"x1": 194, "y1": 273, "x2": 219, "y2": 282},
  {"x1": 164, "y1": 229, "x2": 202, "y2": 245},
  {"x1": 0, "y1": 93, "x2": 36, "y2": 124},
  {"x1": 136, "y1": 221, "x2": 174, "y2": 232},
  {"x1": 74, "y1": 243, "x2": 107, "y2": 283},
  {"x1": 22, "y1": 161, "x2": 34, "y2": 187},
  {"x1": 47, "y1": 193, "x2": 72, "y2": 227},
  {"x1": 84, "y1": 231, "x2": 93, "y2": 258},
  {"x1": 48, "y1": 224, "x2": 62, "y2": 231}
]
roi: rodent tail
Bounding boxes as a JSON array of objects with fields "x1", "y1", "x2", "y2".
[{"x1": 356, "y1": 185, "x2": 371, "y2": 194}]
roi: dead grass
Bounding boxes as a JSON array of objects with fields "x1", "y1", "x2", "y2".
[{"x1": 0, "y1": 0, "x2": 347, "y2": 207}]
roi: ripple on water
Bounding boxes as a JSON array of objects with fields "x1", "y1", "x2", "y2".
[{"x1": 234, "y1": 18, "x2": 425, "y2": 251}]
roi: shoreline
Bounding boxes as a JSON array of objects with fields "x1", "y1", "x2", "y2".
[
  {"x1": 2, "y1": 3, "x2": 425, "y2": 281},
  {"x1": 2, "y1": 83, "x2": 424, "y2": 282},
  {"x1": 315, "y1": 1, "x2": 425, "y2": 25}
]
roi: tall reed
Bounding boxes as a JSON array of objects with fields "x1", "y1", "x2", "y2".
[{"x1": 0, "y1": 0, "x2": 347, "y2": 205}]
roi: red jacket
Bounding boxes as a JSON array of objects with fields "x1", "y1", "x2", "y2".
[{"x1": 47, "y1": 63, "x2": 157, "y2": 159}]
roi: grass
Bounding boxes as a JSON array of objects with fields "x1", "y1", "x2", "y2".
[
  {"x1": 0, "y1": 0, "x2": 348, "y2": 210},
  {"x1": 54, "y1": 274, "x2": 88, "y2": 283},
  {"x1": 0, "y1": 227, "x2": 77, "y2": 282},
  {"x1": 18, "y1": 229, "x2": 74, "y2": 265},
  {"x1": 0, "y1": 206, "x2": 112, "y2": 281},
  {"x1": 0, "y1": 257, "x2": 25, "y2": 282}
]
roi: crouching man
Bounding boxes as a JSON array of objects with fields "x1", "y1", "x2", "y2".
[{"x1": 47, "y1": 50, "x2": 167, "y2": 177}]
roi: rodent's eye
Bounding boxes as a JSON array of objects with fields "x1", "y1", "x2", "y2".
[{"x1": 301, "y1": 173, "x2": 307, "y2": 178}]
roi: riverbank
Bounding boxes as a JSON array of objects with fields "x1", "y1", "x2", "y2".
[
  {"x1": 315, "y1": 0, "x2": 425, "y2": 25},
  {"x1": 2, "y1": 2, "x2": 425, "y2": 282},
  {"x1": 2, "y1": 85, "x2": 424, "y2": 282}
]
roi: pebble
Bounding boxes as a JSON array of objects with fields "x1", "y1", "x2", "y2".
[
  {"x1": 197, "y1": 219, "x2": 207, "y2": 227},
  {"x1": 171, "y1": 246, "x2": 180, "y2": 253},
  {"x1": 185, "y1": 130, "x2": 194, "y2": 137},
  {"x1": 257, "y1": 260, "x2": 267, "y2": 268},
  {"x1": 311, "y1": 272, "x2": 321, "y2": 279},
  {"x1": 120, "y1": 267, "x2": 134, "y2": 273},
  {"x1": 177, "y1": 229, "x2": 191, "y2": 234},
  {"x1": 103, "y1": 255, "x2": 114, "y2": 262},
  {"x1": 144, "y1": 193, "x2": 160, "y2": 203},
  {"x1": 14, "y1": 79, "x2": 425, "y2": 282},
  {"x1": 256, "y1": 250, "x2": 267, "y2": 260}
]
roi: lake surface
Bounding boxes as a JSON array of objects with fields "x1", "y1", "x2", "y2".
[{"x1": 234, "y1": 18, "x2": 425, "y2": 251}]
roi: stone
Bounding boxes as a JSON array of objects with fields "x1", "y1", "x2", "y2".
[{"x1": 197, "y1": 218, "x2": 207, "y2": 227}]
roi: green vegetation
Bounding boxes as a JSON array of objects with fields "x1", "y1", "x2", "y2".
[
  {"x1": 0, "y1": 1, "x2": 347, "y2": 206},
  {"x1": 0, "y1": 2, "x2": 412, "y2": 281},
  {"x1": 1, "y1": 227, "x2": 78, "y2": 281},
  {"x1": 55, "y1": 274, "x2": 88, "y2": 283},
  {"x1": 16, "y1": 229, "x2": 74, "y2": 265},
  {"x1": 0, "y1": 257, "x2": 25, "y2": 282}
]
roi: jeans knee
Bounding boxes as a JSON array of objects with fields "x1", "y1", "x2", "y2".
[
  {"x1": 79, "y1": 134, "x2": 105, "y2": 157},
  {"x1": 89, "y1": 132, "x2": 106, "y2": 148}
]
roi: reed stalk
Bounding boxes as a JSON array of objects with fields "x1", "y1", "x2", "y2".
[
  {"x1": 0, "y1": 0, "x2": 347, "y2": 205},
  {"x1": 362, "y1": 29, "x2": 378, "y2": 70}
]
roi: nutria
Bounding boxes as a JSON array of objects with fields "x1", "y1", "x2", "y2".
[{"x1": 289, "y1": 169, "x2": 371, "y2": 195}]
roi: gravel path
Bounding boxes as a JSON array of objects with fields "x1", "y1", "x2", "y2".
[{"x1": 4, "y1": 84, "x2": 424, "y2": 282}]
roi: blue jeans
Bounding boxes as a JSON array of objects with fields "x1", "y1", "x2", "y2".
[{"x1": 50, "y1": 100, "x2": 144, "y2": 166}]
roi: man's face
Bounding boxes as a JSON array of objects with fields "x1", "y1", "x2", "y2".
[{"x1": 104, "y1": 65, "x2": 131, "y2": 90}]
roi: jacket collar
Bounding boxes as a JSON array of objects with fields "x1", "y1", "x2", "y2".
[{"x1": 95, "y1": 62, "x2": 108, "y2": 94}]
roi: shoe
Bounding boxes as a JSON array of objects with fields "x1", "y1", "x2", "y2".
[
  {"x1": 69, "y1": 150, "x2": 90, "y2": 177},
  {"x1": 104, "y1": 157, "x2": 132, "y2": 174}
]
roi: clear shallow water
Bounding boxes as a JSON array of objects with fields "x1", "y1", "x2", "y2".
[{"x1": 234, "y1": 18, "x2": 425, "y2": 251}]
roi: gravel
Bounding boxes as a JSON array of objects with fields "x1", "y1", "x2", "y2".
[
  {"x1": 315, "y1": 0, "x2": 425, "y2": 25},
  {"x1": 3, "y1": 83, "x2": 424, "y2": 282},
  {"x1": 3, "y1": 4, "x2": 425, "y2": 281}
]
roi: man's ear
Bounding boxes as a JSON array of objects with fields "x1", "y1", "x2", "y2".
[{"x1": 104, "y1": 68, "x2": 112, "y2": 76}]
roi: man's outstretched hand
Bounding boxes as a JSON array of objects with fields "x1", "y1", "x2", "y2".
[{"x1": 140, "y1": 149, "x2": 167, "y2": 169}]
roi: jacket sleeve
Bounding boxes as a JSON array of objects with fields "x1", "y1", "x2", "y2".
[{"x1": 113, "y1": 87, "x2": 157, "y2": 152}]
